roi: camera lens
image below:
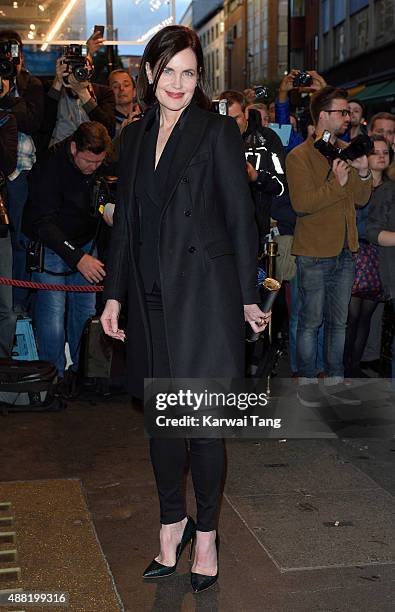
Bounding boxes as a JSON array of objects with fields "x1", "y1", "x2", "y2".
[{"x1": 73, "y1": 64, "x2": 89, "y2": 82}]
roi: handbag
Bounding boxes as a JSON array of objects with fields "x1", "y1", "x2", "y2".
[{"x1": 352, "y1": 240, "x2": 386, "y2": 301}]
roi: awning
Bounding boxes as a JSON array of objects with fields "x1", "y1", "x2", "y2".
[{"x1": 352, "y1": 80, "x2": 395, "y2": 101}]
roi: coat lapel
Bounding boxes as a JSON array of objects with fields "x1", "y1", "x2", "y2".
[
  {"x1": 120, "y1": 108, "x2": 156, "y2": 213},
  {"x1": 162, "y1": 103, "x2": 209, "y2": 212}
]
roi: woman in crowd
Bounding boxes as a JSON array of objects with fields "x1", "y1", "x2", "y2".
[
  {"x1": 344, "y1": 135, "x2": 392, "y2": 377},
  {"x1": 366, "y1": 151, "x2": 395, "y2": 390},
  {"x1": 100, "y1": 25, "x2": 268, "y2": 592}
]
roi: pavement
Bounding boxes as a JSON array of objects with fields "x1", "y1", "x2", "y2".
[{"x1": 0, "y1": 374, "x2": 394, "y2": 612}]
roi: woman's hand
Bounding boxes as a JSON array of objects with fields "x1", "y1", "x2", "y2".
[
  {"x1": 100, "y1": 299, "x2": 126, "y2": 341},
  {"x1": 244, "y1": 304, "x2": 271, "y2": 333}
]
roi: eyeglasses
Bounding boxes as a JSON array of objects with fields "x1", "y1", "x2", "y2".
[{"x1": 325, "y1": 109, "x2": 351, "y2": 117}]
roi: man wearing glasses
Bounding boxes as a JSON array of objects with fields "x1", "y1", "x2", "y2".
[{"x1": 286, "y1": 86, "x2": 372, "y2": 407}]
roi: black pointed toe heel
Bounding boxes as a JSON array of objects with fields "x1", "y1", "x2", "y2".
[
  {"x1": 143, "y1": 515, "x2": 196, "y2": 579},
  {"x1": 190, "y1": 570, "x2": 218, "y2": 593},
  {"x1": 190, "y1": 534, "x2": 219, "y2": 593}
]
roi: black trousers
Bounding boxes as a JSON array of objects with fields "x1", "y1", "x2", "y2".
[{"x1": 146, "y1": 289, "x2": 225, "y2": 532}]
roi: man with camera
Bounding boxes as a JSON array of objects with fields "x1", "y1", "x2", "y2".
[
  {"x1": 220, "y1": 90, "x2": 286, "y2": 252},
  {"x1": 0, "y1": 29, "x2": 44, "y2": 309},
  {"x1": 0, "y1": 110, "x2": 17, "y2": 357},
  {"x1": 286, "y1": 86, "x2": 372, "y2": 407},
  {"x1": 22, "y1": 122, "x2": 112, "y2": 387},
  {"x1": 38, "y1": 41, "x2": 115, "y2": 153}
]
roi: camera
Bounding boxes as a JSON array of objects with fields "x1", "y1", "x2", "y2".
[
  {"x1": 314, "y1": 130, "x2": 373, "y2": 162},
  {"x1": 293, "y1": 70, "x2": 312, "y2": 87},
  {"x1": 0, "y1": 40, "x2": 20, "y2": 79},
  {"x1": 254, "y1": 85, "x2": 268, "y2": 99},
  {"x1": 90, "y1": 176, "x2": 117, "y2": 218},
  {"x1": 211, "y1": 99, "x2": 228, "y2": 115},
  {"x1": 62, "y1": 44, "x2": 93, "y2": 83}
]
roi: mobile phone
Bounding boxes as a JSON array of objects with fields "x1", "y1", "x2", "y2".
[{"x1": 93, "y1": 25, "x2": 105, "y2": 37}]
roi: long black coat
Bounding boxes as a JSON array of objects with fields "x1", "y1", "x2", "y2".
[{"x1": 103, "y1": 103, "x2": 259, "y2": 397}]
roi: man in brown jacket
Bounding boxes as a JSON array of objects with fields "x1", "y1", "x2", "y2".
[{"x1": 286, "y1": 86, "x2": 372, "y2": 407}]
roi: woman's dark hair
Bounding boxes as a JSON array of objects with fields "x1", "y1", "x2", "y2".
[
  {"x1": 369, "y1": 134, "x2": 394, "y2": 164},
  {"x1": 137, "y1": 25, "x2": 211, "y2": 111},
  {"x1": 72, "y1": 121, "x2": 112, "y2": 155}
]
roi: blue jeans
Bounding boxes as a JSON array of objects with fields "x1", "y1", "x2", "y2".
[
  {"x1": 296, "y1": 250, "x2": 354, "y2": 379},
  {"x1": 289, "y1": 274, "x2": 324, "y2": 374},
  {"x1": 32, "y1": 245, "x2": 96, "y2": 376},
  {"x1": 7, "y1": 171, "x2": 30, "y2": 310}
]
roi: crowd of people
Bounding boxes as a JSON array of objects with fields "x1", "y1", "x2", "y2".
[
  {"x1": 0, "y1": 26, "x2": 394, "y2": 402},
  {"x1": 0, "y1": 22, "x2": 394, "y2": 593}
]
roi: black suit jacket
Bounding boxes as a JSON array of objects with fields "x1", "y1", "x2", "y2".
[{"x1": 103, "y1": 102, "x2": 259, "y2": 396}]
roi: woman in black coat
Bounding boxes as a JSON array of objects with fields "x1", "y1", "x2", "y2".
[{"x1": 101, "y1": 26, "x2": 269, "y2": 592}]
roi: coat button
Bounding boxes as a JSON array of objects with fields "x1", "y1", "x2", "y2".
[
  {"x1": 182, "y1": 177, "x2": 189, "y2": 183},
  {"x1": 188, "y1": 246, "x2": 196, "y2": 253},
  {"x1": 184, "y1": 209, "x2": 191, "y2": 217}
]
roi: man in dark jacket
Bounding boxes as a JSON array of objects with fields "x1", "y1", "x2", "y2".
[
  {"x1": 22, "y1": 122, "x2": 112, "y2": 380},
  {"x1": 220, "y1": 90, "x2": 286, "y2": 254},
  {"x1": 36, "y1": 52, "x2": 115, "y2": 156},
  {"x1": 0, "y1": 111, "x2": 17, "y2": 357},
  {"x1": 0, "y1": 29, "x2": 44, "y2": 309}
]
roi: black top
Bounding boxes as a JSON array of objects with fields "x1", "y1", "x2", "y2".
[
  {"x1": 23, "y1": 137, "x2": 106, "y2": 268},
  {"x1": 135, "y1": 109, "x2": 182, "y2": 293}
]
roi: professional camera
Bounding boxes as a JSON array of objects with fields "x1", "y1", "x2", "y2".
[
  {"x1": 62, "y1": 44, "x2": 93, "y2": 83},
  {"x1": 211, "y1": 99, "x2": 228, "y2": 115},
  {"x1": 90, "y1": 176, "x2": 117, "y2": 218},
  {"x1": 293, "y1": 70, "x2": 312, "y2": 87},
  {"x1": 0, "y1": 40, "x2": 20, "y2": 79},
  {"x1": 314, "y1": 130, "x2": 373, "y2": 162},
  {"x1": 254, "y1": 85, "x2": 269, "y2": 99}
]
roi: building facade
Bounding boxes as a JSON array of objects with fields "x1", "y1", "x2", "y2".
[{"x1": 246, "y1": 0, "x2": 288, "y2": 84}]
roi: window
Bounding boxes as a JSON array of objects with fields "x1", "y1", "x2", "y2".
[
  {"x1": 350, "y1": 7, "x2": 369, "y2": 55},
  {"x1": 215, "y1": 23, "x2": 219, "y2": 38},
  {"x1": 334, "y1": 0, "x2": 346, "y2": 26},
  {"x1": 334, "y1": 23, "x2": 345, "y2": 64},
  {"x1": 290, "y1": 0, "x2": 304, "y2": 17},
  {"x1": 350, "y1": 0, "x2": 369, "y2": 16},
  {"x1": 322, "y1": 0, "x2": 330, "y2": 34}
]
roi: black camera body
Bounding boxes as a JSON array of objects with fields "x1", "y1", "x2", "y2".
[
  {"x1": 62, "y1": 44, "x2": 93, "y2": 83},
  {"x1": 293, "y1": 70, "x2": 312, "y2": 87},
  {"x1": 90, "y1": 176, "x2": 117, "y2": 218},
  {"x1": 211, "y1": 99, "x2": 228, "y2": 115},
  {"x1": 254, "y1": 85, "x2": 269, "y2": 99},
  {"x1": 0, "y1": 40, "x2": 20, "y2": 79},
  {"x1": 314, "y1": 130, "x2": 373, "y2": 162}
]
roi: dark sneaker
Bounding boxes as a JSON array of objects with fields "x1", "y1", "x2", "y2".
[
  {"x1": 324, "y1": 383, "x2": 362, "y2": 406},
  {"x1": 297, "y1": 383, "x2": 326, "y2": 408}
]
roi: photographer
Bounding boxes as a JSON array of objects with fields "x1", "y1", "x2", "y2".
[
  {"x1": 220, "y1": 90, "x2": 286, "y2": 251},
  {"x1": 0, "y1": 29, "x2": 44, "y2": 309},
  {"x1": 38, "y1": 44, "x2": 115, "y2": 153},
  {"x1": 286, "y1": 87, "x2": 372, "y2": 407},
  {"x1": 0, "y1": 110, "x2": 17, "y2": 357},
  {"x1": 22, "y1": 122, "x2": 112, "y2": 387}
]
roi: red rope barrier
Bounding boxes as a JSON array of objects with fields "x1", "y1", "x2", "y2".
[{"x1": 0, "y1": 277, "x2": 103, "y2": 292}]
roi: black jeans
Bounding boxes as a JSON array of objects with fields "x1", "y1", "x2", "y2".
[{"x1": 147, "y1": 290, "x2": 225, "y2": 532}]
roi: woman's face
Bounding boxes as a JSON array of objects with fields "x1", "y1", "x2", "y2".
[
  {"x1": 148, "y1": 47, "x2": 198, "y2": 114},
  {"x1": 369, "y1": 140, "x2": 391, "y2": 172}
]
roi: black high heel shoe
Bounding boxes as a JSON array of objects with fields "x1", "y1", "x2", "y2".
[
  {"x1": 143, "y1": 516, "x2": 196, "y2": 578},
  {"x1": 190, "y1": 534, "x2": 219, "y2": 593}
]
